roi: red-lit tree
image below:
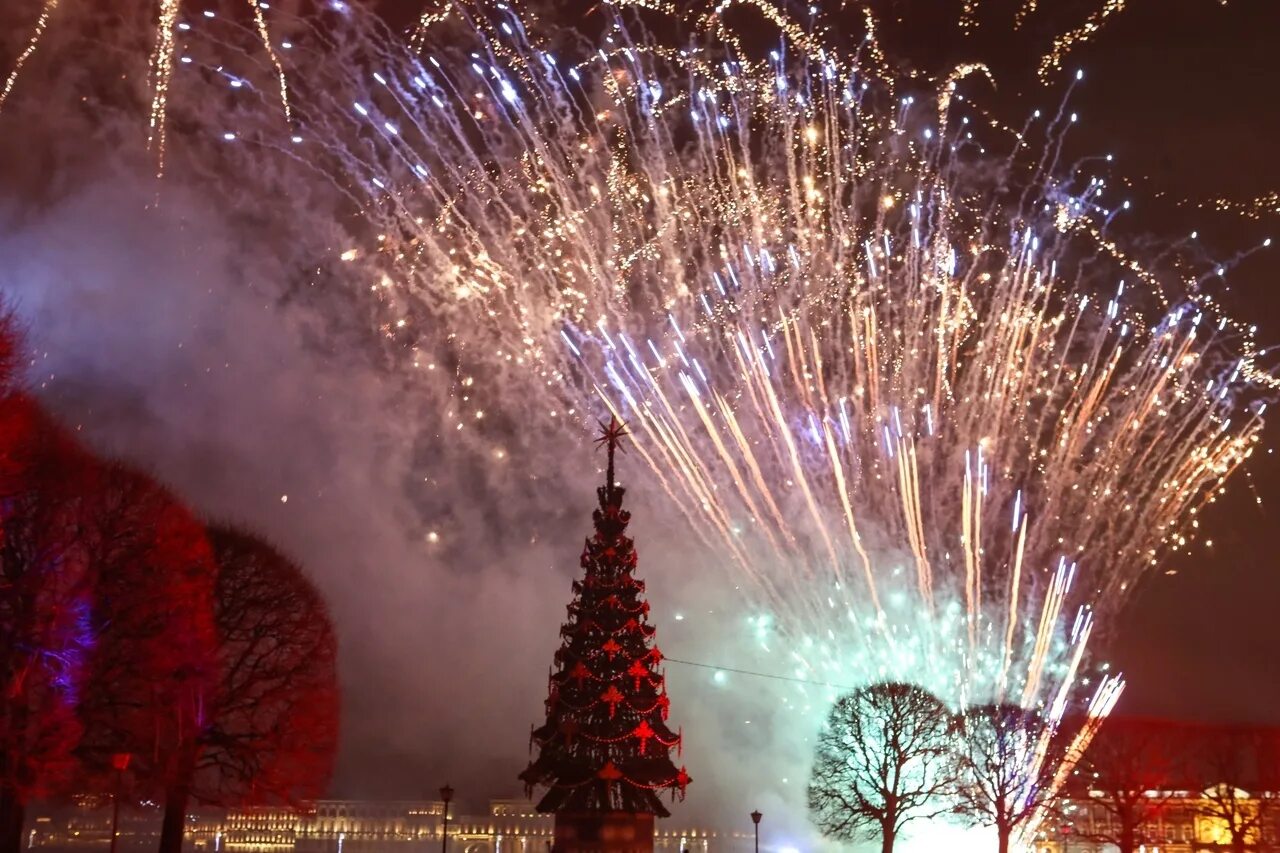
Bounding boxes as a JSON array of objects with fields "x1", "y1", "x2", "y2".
[
  {"x1": 520, "y1": 418, "x2": 689, "y2": 825},
  {"x1": 77, "y1": 504, "x2": 338, "y2": 853},
  {"x1": 1062, "y1": 717, "x2": 1182, "y2": 853},
  {"x1": 0, "y1": 312, "x2": 18, "y2": 392},
  {"x1": 0, "y1": 393, "x2": 96, "y2": 853},
  {"x1": 1193, "y1": 726, "x2": 1280, "y2": 853},
  {"x1": 74, "y1": 462, "x2": 219, "y2": 853},
  {"x1": 0, "y1": 315, "x2": 336, "y2": 853},
  {"x1": 192, "y1": 525, "x2": 338, "y2": 806}
]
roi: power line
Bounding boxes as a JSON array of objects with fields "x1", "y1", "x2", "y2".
[{"x1": 664, "y1": 656, "x2": 857, "y2": 691}]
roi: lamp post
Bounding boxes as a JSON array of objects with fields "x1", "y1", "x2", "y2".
[
  {"x1": 439, "y1": 784, "x2": 454, "y2": 853},
  {"x1": 750, "y1": 811, "x2": 761, "y2": 853},
  {"x1": 109, "y1": 753, "x2": 131, "y2": 853}
]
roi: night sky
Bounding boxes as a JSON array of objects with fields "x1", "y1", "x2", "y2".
[
  {"x1": 2, "y1": 0, "x2": 1280, "y2": 824},
  {"x1": 899, "y1": 0, "x2": 1280, "y2": 730},
  {"x1": 1009, "y1": 1, "x2": 1280, "y2": 728},
  {"x1": 717, "y1": 0, "x2": 1280, "y2": 728},
  {"x1": 373, "y1": 0, "x2": 1280, "y2": 730}
]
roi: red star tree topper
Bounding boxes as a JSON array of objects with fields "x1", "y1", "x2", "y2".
[{"x1": 520, "y1": 418, "x2": 689, "y2": 815}]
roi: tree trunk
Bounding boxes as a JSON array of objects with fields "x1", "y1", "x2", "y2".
[
  {"x1": 158, "y1": 738, "x2": 201, "y2": 853},
  {"x1": 1118, "y1": 826, "x2": 1136, "y2": 853},
  {"x1": 996, "y1": 825, "x2": 1010, "y2": 853},
  {"x1": 880, "y1": 829, "x2": 894, "y2": 853},
  {"x1": 158, "y1": 782, "x2": 190, "y2": 853},
  {"x1": 0, "y1": 789, "x2": 24, "y2": 853}
]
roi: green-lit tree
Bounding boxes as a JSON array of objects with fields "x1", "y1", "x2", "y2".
[{"x1": 520, "y1": 418, "x2": 689, "y2": 815}]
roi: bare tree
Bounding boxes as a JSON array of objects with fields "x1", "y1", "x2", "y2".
[
  {"x1": 808, "y1": 682, "x2": 954, "y2": 853},
  {"x1": 196, "y1": 525, "x2": 338, "y2": 806},
  {"x1": 1061, "y1": 717, "x2": 1181, "y2": 853},
  {"x1": 951, "y1": 703, "x2": 1067, "y2": 853},
  {"x1": 1194, "y1": 727, "x2": 1280, "y2": 853},
  {"x1": 144, "y1": 525, "x2": 339, "y2": 853},
  {"x1": 0, "y1": 394, "x2": 95, "y2": 853},
  {"x1": 74, "y1": 462, "x2": 219, "y2": 853},
  {"x1": 81, "y1": 515, "x2": 337, "y2": 853}
]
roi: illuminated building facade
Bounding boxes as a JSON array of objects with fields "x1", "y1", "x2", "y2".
[
  {"x1": 32, "y1": 789, "x2": 1278, "y2": 852},
  {"x1": 1035, "y1": 788, "x2": 1279, "y2": 852},
  {"x1": 24, "y1": 799, "x2": 748, "y2": 853}
]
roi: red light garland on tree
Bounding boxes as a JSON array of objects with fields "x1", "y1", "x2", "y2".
[{"x1": 519, "y1": 418, "x2": 689, "y2": 815}]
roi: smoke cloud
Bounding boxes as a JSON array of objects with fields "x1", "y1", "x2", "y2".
[{"x1": 0, "y1": 9, "x2": 819, "y2": 843}]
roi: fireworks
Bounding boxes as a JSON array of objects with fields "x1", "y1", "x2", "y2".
[
  {"x1": 1201, "y1": 192, "x2": 1280, "y2": 222},
  {"x1": 0, "y1": 0, "x2": 59, "y2": 113},
  {"x1": 7, "y1": 0, "x2": 298, "y2": 177},
  {"x1": 145, "y1": 0, "x2": 182, "y2": 176},
  {"x1": 216, "y1": 4, "x2": 1261, "y2": 837},
  {"x1": 5, "y1": 0, "x2": 1273, "y2": 845}
]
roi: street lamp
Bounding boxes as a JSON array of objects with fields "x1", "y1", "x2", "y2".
[
  {"x1": 439, "y1": 785, "x2": 454, "y2": 853},
  {"x1": 109, "y1": 753, "x2": 131, "y2": 853},
  {"x1": 750, "y1": 810, "x2": 762, "y2": 853}
]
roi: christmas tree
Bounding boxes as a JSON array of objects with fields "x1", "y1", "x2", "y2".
[{"x1": 520, "y1": 417, "x2": 689, "y2": 817}]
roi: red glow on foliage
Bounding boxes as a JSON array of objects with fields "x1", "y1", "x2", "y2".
[
  {"x1": 0, "y1": 314, "x2": 338, "y2": 853},
  {"x1": 0, "y1": 392, "x2": 96, "y2": 815},
  {"x1": 200, "y1": 526, "x2": 339, "y2": 808}
]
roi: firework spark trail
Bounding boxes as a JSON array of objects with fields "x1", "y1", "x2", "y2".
[
  {"x1": 137, "y1": 0, "x2": 299, "y2": 177},
  {"x1": 146, "y1": 0, "x2": 182, "y2": 177},
  {"x1": 189, "y1": 5, "x2": 1267, "y2": 831},
  {"x1": 1203, "y1": 192, "x2": 1280, "y2": 222},
  {"x1": 248, "y1": 0, "x2": 293, "y2": 127},
  {"x1": 1037, "y1": 0, "x2": 1129, "y2": 79},
  {"x1": 0, "y1": 0, "x2": 60, "y2": 114},
  {"x1": 0, "y1": 0, "x2": 1165, "y2": 190},
  {"x1": 35, "y1": 0, "x2": 1266, "y2": 841},
  {"x1": 255, "y1": 0, "x2": 1260, "y2": 728}
]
